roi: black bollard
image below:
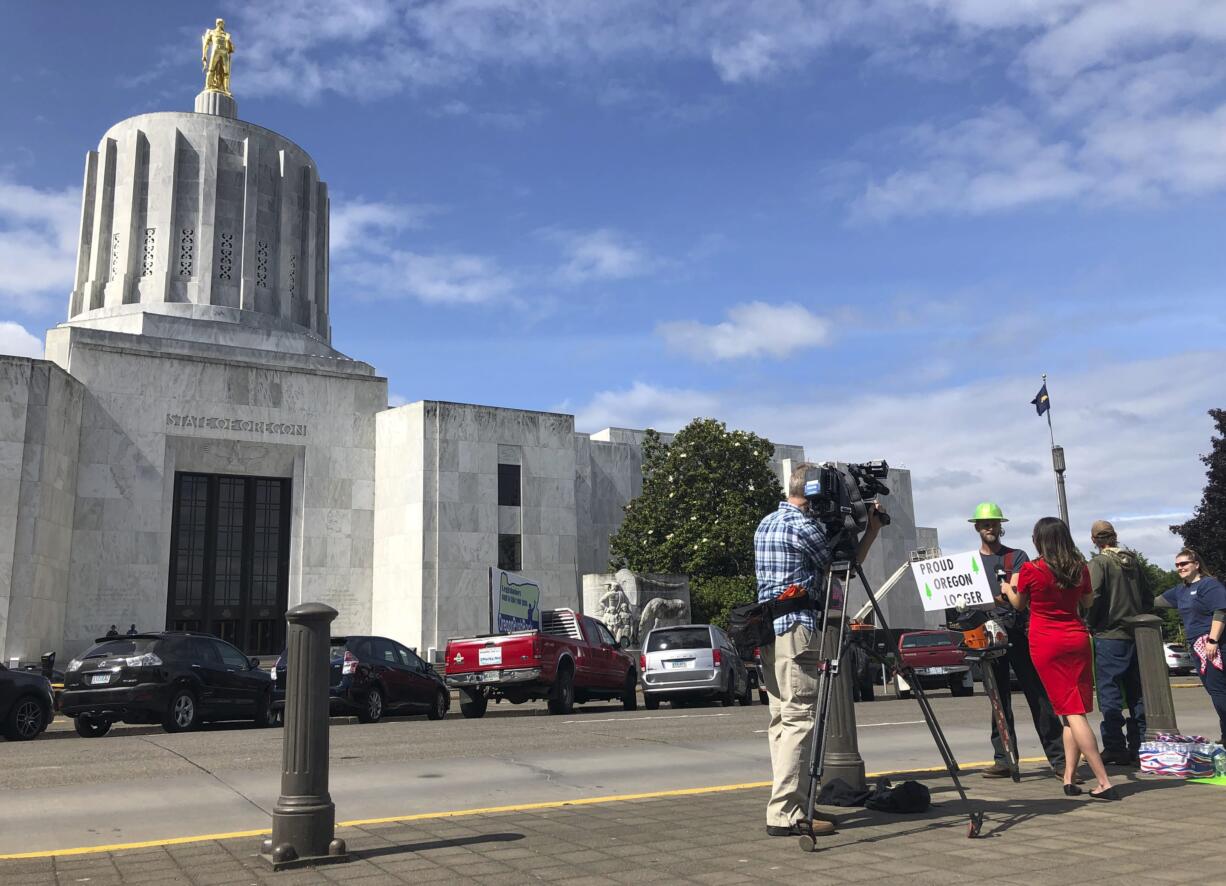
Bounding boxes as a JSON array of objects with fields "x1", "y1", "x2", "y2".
[
  {"x1": 260, "y1": 603, "x2": 348, "y2": 870},
  {"x1": 1124, "y1": 614, "x2": 1178, "y2": 734},
  {"x1": 820, "y1": 614, "x2": 866, "y2": 791}
]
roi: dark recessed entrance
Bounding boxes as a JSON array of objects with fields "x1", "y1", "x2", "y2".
[{"x1": 166, "y1": 472, "x2": 291, "y2": 655}]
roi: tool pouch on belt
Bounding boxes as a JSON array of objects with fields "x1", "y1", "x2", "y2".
[{"x1": 729, "y1": 592, "x2": 816, "y2": 656}]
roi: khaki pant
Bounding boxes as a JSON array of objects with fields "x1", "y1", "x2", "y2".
[{"x1": 761, "y1": 621, "x2": 822, "y2": 827}]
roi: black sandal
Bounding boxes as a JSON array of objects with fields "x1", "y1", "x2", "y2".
[
  {"x1": 1062, "y1": 783, "x2": 1082, "y2": 797},
  {"x1": 1088, "y1": 786, "x2": 1119, "y2": 801}
]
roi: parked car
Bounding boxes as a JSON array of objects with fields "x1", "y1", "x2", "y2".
[
  {"x1": 1164, "y1": 642, "x2": 1194, "y2": 676},
  {"x1": 60, "y1": 632, "x2": 275, "y2": 736},
  {"x1": 894, "y1": 630, "x2": 974, "y2": 698},
  {"x1": 444, "y1": 610, "x2": 636, "y2": 717},
  {"x1": 273, "y1": 636, "x2": 449, "y2": 723},
  {"x1": 640, "y1": 624, "x2": 752, "y2": 709},
  {"x1": 1, "y1": 662, "x2": 55, "y2": 741}
]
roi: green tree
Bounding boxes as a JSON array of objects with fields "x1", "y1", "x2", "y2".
[
  {"x1": 1172, "y1": 408, "x2": 1226, "y2": 580},
  {"x1": 1135, "y1": 552, "x2": 1182, "y2": 642},
  {"x1": 609, "y1": 418, "x2": 783, "y2": 628}
]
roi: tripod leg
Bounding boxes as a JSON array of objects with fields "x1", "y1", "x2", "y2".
[
  {"x1": 799, "y1": 565, "x2": 850, "y2": 853},
  {"x1": 852, "y1": 564, "x2": 985, "y2": 838}
]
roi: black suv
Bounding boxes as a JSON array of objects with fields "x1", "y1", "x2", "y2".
[
  {"x1": 1, "y1": 663, "x2": 55, "y2": 741},
  {"x1": 273, "y1": 636, "x2": 449, "y2": 723},
  {"x1": 61, "y1": 632, "x2": 275, "y2": 736}
]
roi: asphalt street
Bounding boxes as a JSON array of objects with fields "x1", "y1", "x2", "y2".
[{"x1": 2, "y1": 681, "x2": 1217, "y2": 856}]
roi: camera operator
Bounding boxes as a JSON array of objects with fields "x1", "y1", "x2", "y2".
[
  {"x1": 754, "y1": 462, "x2": 883, "y2": 838},
  {"x1": 969, "y1": 503, "x2": 1066, "y2": 779}
]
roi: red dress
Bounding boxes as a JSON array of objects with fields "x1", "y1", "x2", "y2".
[{"x1": 1017, "y1": 560, "x2": 1093, "y2": 716}]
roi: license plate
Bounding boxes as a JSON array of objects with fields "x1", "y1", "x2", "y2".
[
  {"x1": 478, "y1": 647, "x2": 502, "y2": 666},
  {"x1": 921, "y1": 666, "x2": 949, "y2": 675},
  {"x1": 665, "y1": 659, "x2": 693, "y2": 670},
  {"x1": 89, "y1": 674, "x2": 110, "y2": 685},
  {"x1": 479, "y1": 670, "x2": 500, "y2": 682}
]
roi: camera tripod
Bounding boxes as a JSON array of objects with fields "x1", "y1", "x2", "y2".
[{"x1": 798, "y1": 557, "x2": 984, "y2": 852}]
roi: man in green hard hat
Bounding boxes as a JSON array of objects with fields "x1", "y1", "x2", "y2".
[{"x1": 970, "y1": 502, "x2": 1066, "y2": 778}]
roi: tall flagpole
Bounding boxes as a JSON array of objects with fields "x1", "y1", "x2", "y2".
[{"x1": 1043, "y1": 373, "x2": 1071, "y2": 527}]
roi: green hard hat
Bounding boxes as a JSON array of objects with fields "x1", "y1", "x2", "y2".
[{"x1": 969, "y1": 502, "x2": 1008, "y2": 523}]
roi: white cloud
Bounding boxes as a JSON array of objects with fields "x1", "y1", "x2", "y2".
[
  {"x1": 340, "y1": 248, "x2": 516, "y2": 304},
  {"x1": 572, "y1": 381, "x2": 721, "y2": 434},
  {"x1": 0, "y1": 178, "x2": 79, "y2": 312},
  {"x1": 570, "y1": 350, "x2": 1222, "y2": 564},
  {"x1": 547, "y1": 228, "x2": 656, "y2": 285},
  {"x1": 388, "y1": 392, "x2": 410, "y2": 407},
  {"x1": 330, "y1": 199, "x2": 435, "y2": 254},
  {"x1": 657, "y1": 301, "x2": 830, "y2": 361},
  {"x1": 0, "y1": 321, "x2": 44, "y2": 358}
]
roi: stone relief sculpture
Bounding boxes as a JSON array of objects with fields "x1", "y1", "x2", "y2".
[
  {"x1": 582, "y1": 570, "x2": 691, "y2": 649},
  {"x1": 202, "y1": 18, "x2": 235, "y2": 95}
]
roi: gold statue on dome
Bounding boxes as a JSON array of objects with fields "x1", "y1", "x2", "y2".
[{"x1": 201, "y1": 18, "x2": 235, "y2": 95}]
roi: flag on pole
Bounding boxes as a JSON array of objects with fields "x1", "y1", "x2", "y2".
[{"x1": 1030, "y1": 383, "x2": 1050, "y2": 416}]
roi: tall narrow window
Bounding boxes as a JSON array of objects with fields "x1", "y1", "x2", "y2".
[
  {"x1": 498, "y1": 463, "x2": 521, "y2": 507},
  {"x1": 498, "y1": 534, "x2": 522, "y2": 572}
]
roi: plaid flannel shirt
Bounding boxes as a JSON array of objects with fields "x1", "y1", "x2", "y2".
[{"x1": 754, "y1": 502, "x2": 833, "y2": 636}]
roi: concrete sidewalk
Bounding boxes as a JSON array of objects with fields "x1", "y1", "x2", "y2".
[{"x1": 1, "y1": 764, "x2": 1217, "y2": 885}]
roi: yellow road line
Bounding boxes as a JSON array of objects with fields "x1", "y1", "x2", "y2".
[{"x1": 0, "y1": 757, "x2": 1047, "y2": 861}]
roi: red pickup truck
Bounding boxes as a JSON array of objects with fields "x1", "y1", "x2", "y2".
[
  {"x1": 443, "y1": 609, "x2": 637, "y2": 718},
  {"x1": 893, "y1": 630, "x2": 974, "y2": 698}
]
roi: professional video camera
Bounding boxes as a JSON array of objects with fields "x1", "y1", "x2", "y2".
[{"x1": 802, "y1": 461, "x2": 892, "y2": 558}]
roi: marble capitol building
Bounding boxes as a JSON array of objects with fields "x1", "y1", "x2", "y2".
[{"x1": 0, "y1": 27, "x2": 934, "y2": 665}]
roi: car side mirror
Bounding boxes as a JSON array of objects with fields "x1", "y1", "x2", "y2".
[
  {"x1": 619, "y1": 636, "x2": 631, "y2": 649},
  {"x1": 249, "y1": 657, "x2": 260, "y2": 670}
]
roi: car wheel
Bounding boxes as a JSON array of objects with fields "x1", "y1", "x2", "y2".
[
  {"x1": 4, "y1": 695, "x2": 49, "y2": 741},
  {"x1": 644, "y1": 694, "x2": 660, "y2": 710},
  {"x1": 548, "y1": 665, "x2": 575, "y2": 715},
  {"x1": 739, "y1": 676, "x2": 754, "y2": 706},
  {"x1": 163, "y1": 688, "x2": 199, "y2": 733},
  {"x1": 254, "y1": 692, "x2": 275, "y2": 728},
  {"x1": 358, "y1": 686, "x2": 384, "y2": 724},
  {"x1": 622, "y1": 671, "x2": 638, "y2": 711},
  {"x1": 74, "y1": 715, "x2": 112, "y2": 738},
  {"x1": 459, "y1": 689, "x2": 488, "y2": 719},
  {"x1": 427, "y1": 690, "x2": 448, "y2": 721},
  {"x1": 758, "y1": 688, "x2": 769, "y2": 706},
  {"x1": 721, "y1": 675, "x2": 737, "y2": 707}
]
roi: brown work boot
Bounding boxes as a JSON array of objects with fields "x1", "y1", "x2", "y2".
[
  {"x1": 766, "y1": 819, "x2": 836, "y2": 837},
  {"x1": 981, "y1": 763, "x2": 1012, "y2": 778}
]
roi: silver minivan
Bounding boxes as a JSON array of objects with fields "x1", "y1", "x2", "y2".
[{"x1": 639, "y1": 624, "x2": 752, "y2": 709}]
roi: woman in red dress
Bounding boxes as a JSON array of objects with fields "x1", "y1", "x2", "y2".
[{"x1": 1003, "y1": 517, "x2": 1118, "y2": 800}]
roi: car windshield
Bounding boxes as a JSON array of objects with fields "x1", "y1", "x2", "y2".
[
  {"x1": 901, "y1": 633, "x2": 958, "y2": 649},
  {"x1": 647, "y1": 627, "x2": 710, "y2": 652},
  {"x1": 82, "y1": 638, "x2": 160, "y2": 659}
]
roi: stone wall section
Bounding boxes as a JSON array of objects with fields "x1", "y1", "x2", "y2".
[
  {"x1": 43, "y1": 325, "x2": 383, "y2": 657},
  {"x1": 0, "y1": 359, "x2": 84, "y2": 664}
]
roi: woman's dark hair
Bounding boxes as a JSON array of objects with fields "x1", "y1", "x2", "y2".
[{"x1": 1031, "y1": 516, "x2": 1086, "y2": 589}]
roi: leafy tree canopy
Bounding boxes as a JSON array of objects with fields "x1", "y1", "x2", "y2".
[
  {"x1": 1172, "y1": 407, "x2": 1226, "y2": 579},
  {"x1": 609, "y1": 418, "x2": 784, "y2": 626}
]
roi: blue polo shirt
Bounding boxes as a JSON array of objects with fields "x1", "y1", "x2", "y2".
[{"x1": 1161, "y1": 577, "x2": 1226, "y2": 639}]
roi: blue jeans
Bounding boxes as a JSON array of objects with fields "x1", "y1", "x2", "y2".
[
  {"x1": 1194, "y1": 649, "x2": 1226, "y2": 743},
  {"x1": 1094, "y1": 637, "x2": 1144, "y2": 753}
]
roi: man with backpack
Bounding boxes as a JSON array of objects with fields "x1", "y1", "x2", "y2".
[
  {"x1": 970, "y1": 503, "x2": 1066, "y2": 778},
  {"x1": 753, "y1": 463, "x2": 882, "y2": 837},
  {"x1": 1086, "y1": 519, "x2": 1153, "y2": 765}
]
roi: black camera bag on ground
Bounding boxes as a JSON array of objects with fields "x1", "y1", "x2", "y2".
[{"x1": 729, "y1": 593, "x2": 816, "y2": 655}]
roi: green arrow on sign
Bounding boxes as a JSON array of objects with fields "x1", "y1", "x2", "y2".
[
  {"x1": 971, "y1": 556, "x2": 980, "y2": 574},
  {"x1": 925, "y1": 582, "x2": 932, "y2": 599}
]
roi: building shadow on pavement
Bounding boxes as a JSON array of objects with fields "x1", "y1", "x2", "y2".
[{"x1": 353, "y1": 832, "x2": 525, "y2": 860}]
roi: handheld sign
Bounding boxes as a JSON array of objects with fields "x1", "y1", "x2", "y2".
[{"x1": 910, "y1": 550, "x2": 995, "y2": 613}]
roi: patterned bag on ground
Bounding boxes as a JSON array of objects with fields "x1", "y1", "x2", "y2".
[{"x1": 1139, "y1": 733, "x2": 1220, "y2": 778}]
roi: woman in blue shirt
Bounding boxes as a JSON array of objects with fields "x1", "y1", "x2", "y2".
[{"x1": 1155, "y1": 548, "x2": 1226, "y2": 743}]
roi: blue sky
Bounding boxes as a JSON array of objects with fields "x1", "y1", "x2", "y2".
[{"x1": 3, "y1": 1, "x2": 1224, "y2": 564}]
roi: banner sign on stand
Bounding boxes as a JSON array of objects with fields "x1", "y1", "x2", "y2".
[
  {"x1": 489, "y1": 568, "x2": 542, "y2": 633},
  {"x1": 910, "y1": 551, "x2": 995, "y2": 612}
]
